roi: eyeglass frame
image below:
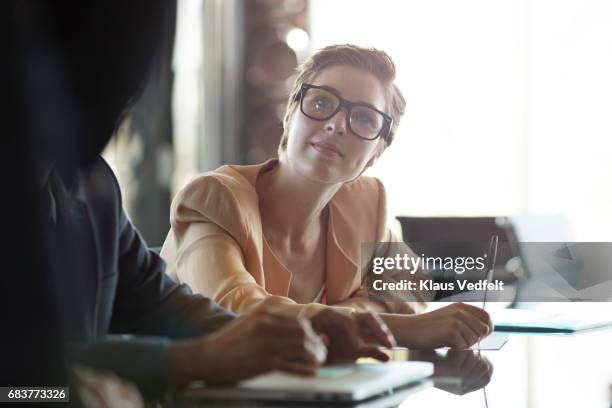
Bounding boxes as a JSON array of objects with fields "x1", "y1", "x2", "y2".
[{"x1": 296, "y1": 83, "x2": 393, "y2": 142}]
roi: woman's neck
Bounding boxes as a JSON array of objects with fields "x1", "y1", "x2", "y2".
[{"x1": 257, "y1": 160, "x2": 341, "y2": 246}]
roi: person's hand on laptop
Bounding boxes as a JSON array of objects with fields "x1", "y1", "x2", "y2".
[
  {"x1": 167, "y1": 306, "x2": 327, "y2": 385},
  {"x1": 309, "y1": 309, "x2": 396, "y2": 363},
  {"x1": 395, "y1": 303, "x2": 492, "y2": 349}
]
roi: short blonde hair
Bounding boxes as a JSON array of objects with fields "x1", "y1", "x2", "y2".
[{"x1": 278, "y1": 44, "x2": 406, "y2": 155}]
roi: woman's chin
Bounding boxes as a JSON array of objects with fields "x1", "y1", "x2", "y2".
[
  {"x1": 298, "y1": 162, "x2": 352, "y2": 185},
  {"x1": 286, "y1": 150, "x2": 356, "y2": 184}
]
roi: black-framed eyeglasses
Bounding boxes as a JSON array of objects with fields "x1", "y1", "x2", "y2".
[{"x1": 298, "y1": 83, "x2": 393, "y2": 142}]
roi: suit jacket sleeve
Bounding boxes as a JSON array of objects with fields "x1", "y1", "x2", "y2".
[
  {"x1": 67, "y1": 158, "x2": 236, "y2": 397},
  {"x1": 109, "y1": 203, "x2": 236, "y2": 338}
]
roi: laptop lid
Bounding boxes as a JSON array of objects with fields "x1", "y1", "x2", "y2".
[{"x1": 183, "y1": 361, "x2": 433, "y2": 402}]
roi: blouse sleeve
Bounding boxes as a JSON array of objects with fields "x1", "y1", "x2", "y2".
[{"x1": 350, "y1": 178, "x2": 433, "y2": 314}]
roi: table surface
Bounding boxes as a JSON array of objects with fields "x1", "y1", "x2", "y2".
[{"x1": 176, "y1": 316, "x2": 612, "y2": 407}]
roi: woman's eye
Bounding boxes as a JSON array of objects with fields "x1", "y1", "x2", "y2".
[
  {"x1": 314, "y1": 97, "x2": 333, "y2": 110},
  {"x1": 354, "y1": 112, "x2": 375, "y2": 125}
]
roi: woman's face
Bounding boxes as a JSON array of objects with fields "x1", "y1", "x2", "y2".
[{"x1": 284, "y1": 65, "x2": 387, "y2": 184}]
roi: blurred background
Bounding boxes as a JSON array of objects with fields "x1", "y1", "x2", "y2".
[{"x1": 102, "y1": 0, "x2": 612, "y2": 246}]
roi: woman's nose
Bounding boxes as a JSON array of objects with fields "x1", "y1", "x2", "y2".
[{"x1": 324, "y1": 109, "x2": 347, "y2": 135}]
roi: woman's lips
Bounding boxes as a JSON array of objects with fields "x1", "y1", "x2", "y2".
[{"x1": 312, "y1": 142, "x2": 342, "y2": 158}]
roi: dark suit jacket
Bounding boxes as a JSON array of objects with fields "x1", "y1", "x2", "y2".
[{"x1": 44, "y1": 156, "x2": 235, "y2": 395}]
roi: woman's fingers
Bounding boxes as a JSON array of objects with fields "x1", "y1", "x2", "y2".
[
  {"x1": 456, "y1": 304, "x2": 493, "y2": 333},
  {"x1": 454, "y1": 308, "x2": 491, "y2": 340},
  {"x1": 448, "y1": 329, "x2": 471, "y2": 349},
  {"x1": 436, "y1": 304, "x2": 492, "y2": 348}
]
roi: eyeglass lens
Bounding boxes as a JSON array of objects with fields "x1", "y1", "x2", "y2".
[{"x1": 302, "y1": 87, "x2": 384, "y2": 140}]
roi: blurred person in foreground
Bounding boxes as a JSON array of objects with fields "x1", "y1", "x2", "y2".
[
  {"x1": 7, "y1": 0, "x2": 394, "y2": 400},
  {"x1": 162, "y1": 44, "x2": 492, "y2": 350}
]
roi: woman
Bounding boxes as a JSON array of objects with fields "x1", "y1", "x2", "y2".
[{"x1": 161, "y1": 44, "x2": 491, "y2": 349}]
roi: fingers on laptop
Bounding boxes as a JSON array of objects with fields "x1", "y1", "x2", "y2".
[
  {"x1": 355, "y1": 311, "x2": 397, "y2": 348},
  {"x1": 248, "y1": 310, "x2": 327, "y2": 375},
  {"x1": 357, "y1": 344, "x2": 391, "y2": 362}
]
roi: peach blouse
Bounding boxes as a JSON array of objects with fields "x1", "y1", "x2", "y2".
[{"x1": 161, "y1": 159, "x2": 428, "y2": 317}]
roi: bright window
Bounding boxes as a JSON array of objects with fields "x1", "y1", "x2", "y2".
[{"x1": 309, "y1": 0, "x2": 612, "y2": 241}]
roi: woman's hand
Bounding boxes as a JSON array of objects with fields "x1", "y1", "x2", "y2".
[
  {"x1": 309, "y1": 309, "x2": 396, "y2": 363},
  {"x1": 385, "y1": 303, "x2": 492, "y2": 349},
  {"x1": 168, "y1": 307, "x2": 327, "y2": 385}
]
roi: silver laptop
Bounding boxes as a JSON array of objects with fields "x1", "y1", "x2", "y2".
[{"x1": 183, "y1": 361, "x2": 433, "y2": 402}]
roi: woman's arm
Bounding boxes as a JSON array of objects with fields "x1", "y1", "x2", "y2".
[
  {"x1": 380, "y1": 303, "x2": 493, "y2": 349},
  {"x1": 168, "y1": 219, "x2": 490, "y2": 349},
  {"x1": 165, "y1": 221, "x2": 400, "y2": 362},
  {"x1": 362, "y1": 178, "x2": 433, "y2": 314},
  {"x1": 168, "y1": 221, "x2": 328, "y2": 318}
]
